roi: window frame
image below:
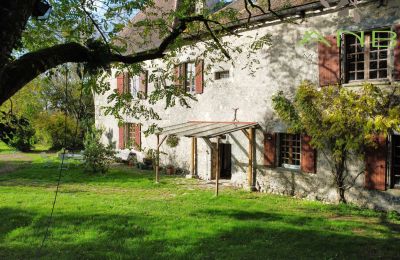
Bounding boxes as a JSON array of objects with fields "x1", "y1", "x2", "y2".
[
  {"x1": 124, "y1": 123, "x2": 140, "y2": 150},
  {"x1": 278, "y1": 133, "x2": 301, "y2": 170},
  {"x1": 343, "y1": 29, "x2": 391, "y2": 83},
  {"x1": 185, "y1": 62, "x2": 196, "y2": 93},
  {"x1": 215, "y1": 70, "x2": 230, "y2": 80},
  {"x1": 131, "y1": 75, "x2": 139, "y2": 96}
]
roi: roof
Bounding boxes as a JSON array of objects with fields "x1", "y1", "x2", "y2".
[
  {"x1": 117, "y1": 0, "x2": 324, "y2": 54},
  {"x1": 222, "y1": 0, "x2": 320, "y2": 19},
  {"x1": 117, "y1": 0, "x2": 178, "y2": 53},
  {"x1": 158, "y1": 121, "x2": 259, "y2": 138}
]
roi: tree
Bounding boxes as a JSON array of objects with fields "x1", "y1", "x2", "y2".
[
  {"x1": 272, "y1": 82, "x2": 400, "y2": 203},
  {"x1": 0, "y1": 0, "x2": 274, "y2": 106}
]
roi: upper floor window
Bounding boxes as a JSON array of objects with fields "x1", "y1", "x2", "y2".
[
  {"x1": 131, "y1": 76, "x2": 139, "y2": 96},
  {"x1": 175, "y1": 60, "x2": 204, "y2": 94},
  {"x1": 185, "y1": 62, "x2": 196, "y2": 93},
  {"x1": 215, "y1": 70, "x2": 230, "y2": 80},
  {"x1": 279, "y1": 133, "x2": 301, "y2": 169},
  {"x1": 345, "y1": 30, "x2": 390, "y2": 82}
]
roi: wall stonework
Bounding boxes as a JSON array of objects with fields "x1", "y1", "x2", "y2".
[{"x1": 95, "y1": 2, "x2": 400, "y2": 212}]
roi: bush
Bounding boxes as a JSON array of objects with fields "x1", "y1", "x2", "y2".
[
  {"x1": 0, "y1": 111, "x2": 35, "y2": 152},
  {"x1": 166, "y1": 135, "x2": 180, "y2": 148},
  {"x1": 83, "y1": 127, "x2": 115, "y2": 174},
  {"x1": 35, "y1": 112, "x2": 83, "y2": 150}
]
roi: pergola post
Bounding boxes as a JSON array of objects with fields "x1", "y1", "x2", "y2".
[
  {"x1": 188, "y1": 137, "x2": 197, "y2": 178},
  {"x1": 156, "y1": 134, "x2": 160, "y2": 183},
  {"x1": 248, "y1": 127, "x2": 255, "y2": 191},
  {"x1": 155, "y1": 135, "x2": 167, "y2": 183},
  {"x1": 216, "y1": 137, "x2": 220, "y2": 196}
]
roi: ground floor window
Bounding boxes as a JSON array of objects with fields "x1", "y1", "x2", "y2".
[
  {"x1": 124, "y1": 123, "x2": 140, "y2": 150},
  {"x1": 391, "y1": 135, "x2": 400, "y2": 188},
  {"x1": 279, "y1": 133, "x2": 301, "y2": 170}
]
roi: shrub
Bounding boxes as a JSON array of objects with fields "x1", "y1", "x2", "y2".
[
  {"x1": 35, "y1": 112, "x2": 83, "y2": 150},
  {"x1": 0, "y1": 111, "x2": 35, "y2": 152},
  {"x1": 166, "y1": 135, "x2": 180, "y2": 148},
  {"x1": 83, "y1": 127, "x2": 115, "y2": 174}
]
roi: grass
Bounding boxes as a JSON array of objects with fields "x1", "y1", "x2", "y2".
[{"x1": 0, "y1": 148, "x2": 399, "y2": 259}]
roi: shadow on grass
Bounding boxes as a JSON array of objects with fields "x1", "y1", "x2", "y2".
[
  {"x1": 0, "y1": 207, "x2": 399, "y2": 259},
  {"x1": 0, "y1": 159, "x2": 178, "y2": 189}
]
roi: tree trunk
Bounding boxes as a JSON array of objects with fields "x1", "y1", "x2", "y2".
[{"x1": 334, "y1": 153, "x2": 347, "y2": 204}]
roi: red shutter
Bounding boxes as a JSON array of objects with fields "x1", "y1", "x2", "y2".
[
  {"x1": 195, "y1": 60, "x2": 204, "y2": 94},
  {"x1": 393, "y1": 24, "x2": 400, "y2": 80},
  {"x1": 135, "y1": 124, "x2": 141, "y2": 150},
  {"x1": 139, "y1": 71, "x2": 148, "y2": 98},
  {"x1": 116, "y1": 73, "x2": 124, "y2": 94},
  {"x1": 123, "y1": 72, "x2": 130, "y2": 93},
  {"x1": 118, "y1": 125, "x2": 125, "y2": 149},
  {"x1": 301, "y1": 135, "x2": 316, "y2": 173},
  {"x1": 174, "y1": 64, "x2": 186, "y2": 89},
  {"x1": 365, "y1": 135, "x2": 387, "y2": 191},
  {"x1": 318, "y1": 35, "x2": 340, "y2": 86},
  {"x1": 264, "y1": 133, "x2": 276, "y2": 167}
]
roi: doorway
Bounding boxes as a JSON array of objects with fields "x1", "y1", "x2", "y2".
[
  {"x1": 211, "y1": 143, "x2": 232, "y2": 180},
  {"x1": 391, "y1": 135, "x2": 400, "y2": 188}
]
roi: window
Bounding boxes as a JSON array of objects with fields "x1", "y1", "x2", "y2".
[
  {"x1": 279, "y1": 133, "x2": 301, "y2": 169},
  {"x1": 131, "y1": 76, "x2": 139, "y2": 96},
  {"x1": 345, "y1": 30, "x2": 390, "y2": 82},
  {"x1": 124, "y1": 123, "x2": 140, "y2": 149},
  {"x1": 185, "y1": 62, "x2": 196, "y2": 93},
  {"x1": 215, "y1": 70, "x2": 230, "y2": 80}
]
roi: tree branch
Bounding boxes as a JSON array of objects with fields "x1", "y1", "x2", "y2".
[{"x1": 0, "y1": 15, "x2": 210, "y2": 105}]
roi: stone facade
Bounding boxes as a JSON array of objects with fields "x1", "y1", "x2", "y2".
[{"x1": 95, "y1": 1, "x2": 400, "y2": 212}]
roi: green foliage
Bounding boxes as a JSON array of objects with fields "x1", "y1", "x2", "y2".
[
  {"x1": 273, "y1": 82, "x2": 400, "y2": 159},
  {"x1": 166, "y1": 135, "x2": 180, "y2": 148},
  {"x1": 35, "y1": 112, "x2": 82, "y2": 151},
  {"x1": 83, "y1": 127, "x2": 116, "y2": 174},
  {"x1": 0, "y1": 112, "x2": 35, "y2": 152},
  {"x1": 272, "y1": 82, "x2": 400, "y2": 202}
]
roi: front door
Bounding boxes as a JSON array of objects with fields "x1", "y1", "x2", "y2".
[
  {"x1": 211, "y1": 143, "x2": 232, "y2": 180},
  {"x1": 391, "y1": 135, "x2": 400, "y2": 188}
]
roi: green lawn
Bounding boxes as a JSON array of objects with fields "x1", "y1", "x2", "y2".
[{"x1": 0, "y1": 150, "x2": 399, "y2": 259}]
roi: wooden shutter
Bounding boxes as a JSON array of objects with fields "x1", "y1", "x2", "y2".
[
  {"x1": 174, "y1": 64, "x2": 186, "y2": 89},
  {"x1": 393, "y1": 24, "x2": 400, "y2": 80},
  {"x1": 139, "y1": 71, "x2": 148, "y2": 98},
  {"x1": 318, "y1": 35, "x2": 340, "y2": 86},
  {"x1": 118, "y1": 124, "x2": 125, "y2": 149},
  {"x1": 301, "y1": 135, "x2": 316, "y2": 173},
  {"x1": 264, "y1": 133, "x2": 276, "y2": 167},
  {"x1": 195, "y1": 60, "x2": 204, "y2": 94},
  {"x1": 174, "y1": 65, "x2": 180, "y2": 86},
  {"x1": 123, "y1": 72, "x2": 130, "y2": 93},
  {"x1": 116, "y1": 73, "x2": 124, "y2": 94},
  {"x1": 365, "y1": 135, "x2": 387, "y2": 191},
  {"x1": 135, "y1": 124, "x2": 141, "y2": 150}
]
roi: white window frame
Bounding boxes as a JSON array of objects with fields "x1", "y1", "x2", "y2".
[{"x1": 185, "y1": 62, "x2": 196, "y2": 93}]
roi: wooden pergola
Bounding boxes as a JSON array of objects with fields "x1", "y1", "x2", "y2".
[{"x1": 155, "y1": 121, "x2": 259, "y2": 195}]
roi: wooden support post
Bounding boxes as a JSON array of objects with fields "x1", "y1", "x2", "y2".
[
  {"x1": 248, "y1": 128, "x2": 254, "y2": 190},
  {"x1": 216, "y1": 137, "x2": 220, "y2": 196},
  {"x1": 194, "y1": 138, "x2": 197, "y2": 176},
  {"x1": 156, "y1": 134, "x2": 160, "y2": 183},
  {"x1": 190, "y1": 137, "x2": 197, "y2": 177}
]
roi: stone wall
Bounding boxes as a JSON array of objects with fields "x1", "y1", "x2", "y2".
[{"x1": 95, "y1": 1, "x2": 400, "y2": 212}]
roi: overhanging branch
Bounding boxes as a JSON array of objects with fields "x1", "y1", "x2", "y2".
[{"x1": 0, "y1": 15, "x2": 218, "y2": 105}]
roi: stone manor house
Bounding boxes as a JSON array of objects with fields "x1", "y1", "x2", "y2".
[{"x1": 95, "y1": 0, "x2": 400, "y2": 212}]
